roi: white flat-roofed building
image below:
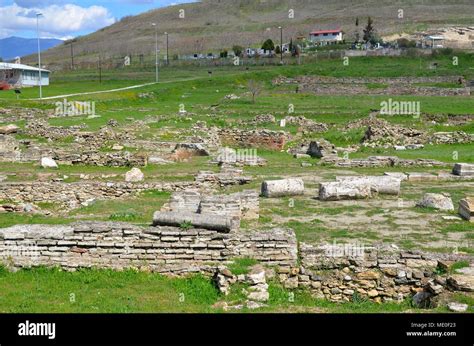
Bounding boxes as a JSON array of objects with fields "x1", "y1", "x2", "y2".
[
  {"x1": 426, "y1": 35, "x2": 445, "y2": 48},
  {"x1": 309, "y1": 28, "x2": 343, "y2": 45},
  {"x1": 0, "y1": 62, "x2": 50, "y2": 88}
]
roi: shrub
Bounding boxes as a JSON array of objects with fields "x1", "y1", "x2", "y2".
[{"x1": 180, "y1": 220, "x2": 193, "y2": 230}]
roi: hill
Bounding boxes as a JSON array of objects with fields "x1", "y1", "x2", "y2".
[
  {"x1": 0, "y1": 36, "x2": 63, "y2": 62},
  {"x1": 22, "y1": 0, "x2": 474, "y2": 68}
]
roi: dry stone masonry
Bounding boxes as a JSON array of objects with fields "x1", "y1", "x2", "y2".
[
  {"x1": 0, "y1": 180, "x2": 210, "y2": 210},
  {"x1": 296, "y1": 243, "x2": 474, "y2": 304},
  {"x1": 273, "y1": 76, "x2": 471, "y2": 97},
  {"x1": 195, "y1": 166, "x2": 252, "y2": 186},
  {"x1": 0, "y1": 219, "x2": 472, "y2": 306},
  {"x1": 333, "y1": 156, "x2": 447, "y2": 168},
  {"x1": 54, "y1": 151, "x2": 148, "y2": 167},
  {"x1": 218, "y1": 128, "x2": 289, "y2": 151},
  {"x1": 284, "y1": 116, "x2": 328, "y2": 133},
  {"x1": 0, "y1": 222, "x2": 298, "y2": 274}
]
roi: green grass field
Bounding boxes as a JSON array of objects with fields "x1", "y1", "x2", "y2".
[{"x1": 1, "y1": 266, "x2": 469, "y2": 313}]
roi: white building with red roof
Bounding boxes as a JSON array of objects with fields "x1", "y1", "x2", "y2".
[{"x1": 309, "y1": 28, "x2": 343, "y2": 45}]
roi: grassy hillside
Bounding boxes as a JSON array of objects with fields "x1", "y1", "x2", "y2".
[{"x1": 23, "y1": 0, "x2": 474, "y2": 68}]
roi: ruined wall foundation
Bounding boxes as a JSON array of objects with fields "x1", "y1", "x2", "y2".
[{"x1": 0, "y1": 222, "x2": 297, "y2": 274}]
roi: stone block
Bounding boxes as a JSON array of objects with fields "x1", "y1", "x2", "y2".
[
  {"x1": 459, "y1": 197, "x2": 474, "y2": 221},
  {"x1": 319, "y1": 181, "x2": 372, "y2": 201},
  {"x1": 153, "y1": 211, "x2": 240, "y2": 232},
  {"x1": 452, "y1": 163, "x2": 474, "y2": 176},
  {"x1": 261, "y1": 178, "x2": 304, "y2": 198}
]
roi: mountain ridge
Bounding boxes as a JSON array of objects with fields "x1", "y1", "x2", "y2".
[{"x1": 0, "y1": 36, "x2": 63, "y2": 62}]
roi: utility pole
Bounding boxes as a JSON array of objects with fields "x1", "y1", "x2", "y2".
[
  {"x1": 278, "y1": 26, "x2": 283, "y2": 64},
  {"x1": 36, "y1": 12, "x2": 43, "y2": 99},
  {"x1": 98, "y1": 55, "x2": 102, "y2": 84},
  {"x1": 165, "y1": 32, "x2": 169, "y2": 66},
  {"x1": 70, "y1": 40, "x2": 74, "y2": 70},
  {"x1": 152, "y1": 23, "x2": 159, "y2": 82}
]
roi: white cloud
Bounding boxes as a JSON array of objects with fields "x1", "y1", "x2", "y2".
[
  {"x1": 0, "y1": 3, "x2": 116, "y2": 38},
  {"x1": 14, "y1": 0, "x2": 64, "y2": 8}
]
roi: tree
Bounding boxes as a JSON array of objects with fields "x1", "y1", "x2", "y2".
[
  {"x1": 232, "y1": 45, "x2": 244, "y2": 57},
  {"x1": 354, "y1": 17, "x2": 361, "y2": 43},
  {"x1": 247, "y1": 79, "x2": 264, "y2": 104},
  {"x1": 275, "y1": 45, "x2": 281, "y2": 54},
  {"x1": 363, "y1": 17, "x2": 375, "y2": 44},
  {"x1": 291, "y1": 42, "x2": 300, "y2": 57},
  {"x1": 397, "y1": 38, "x2": 416, "y2": 48},
  {"x1": 220, "y1": 50, "x2": 228, "y2": 58},
  {"x1": 261, "y1": 39, "x2": 275, "y2": 52}
]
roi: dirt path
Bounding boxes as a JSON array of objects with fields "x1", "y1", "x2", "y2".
[
  {"x1": 30, "y1": 82, "x2": 159, "y2": 101},
  {"x1": 28, "y1": 70, "x2": 252, "y2": 101}
]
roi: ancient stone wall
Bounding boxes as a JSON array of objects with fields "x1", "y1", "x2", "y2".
[
  {"x1": 278, "y1": 243, "x2": 473, "y2": 303},
  {"x1": 195, "y1": 168, "x2": 252, "y2": 186},
  {"x1": 0, "y1": 135, "x2": 20, "y2": 162},
  {"x1": 200, "y1": 190, "x2": 260, "y2": 220},
  {"x1": 273, "y1": 76, "x2": 470, "y2": 97},
  {"x1": 274, "y1": 76, "x2": 465, "y2": 86},
  {"x1": 332, "y1": 156, "x2": 447, "y2": 168},
  {"x1": 163, "y1": 190, "x2": 260, "y2": 220},
  {"x1": 218, "y1": 128, "x2": 289, "y2": 151},
  {"x1": 0, "y1": 136, "x2": 148, "y2": 167},
  {"x1": 0, "y1": 181, "x2": 206, "y2": 210},
  {"x1": 0, "y1": 222, "x2": 297, "y2": 274},
  {"x1": 0, "y1": 222, "x2": 471, "y2": 304},
  {"x1": 53, "y1": 151, "x2": 148, "y2": 167}
]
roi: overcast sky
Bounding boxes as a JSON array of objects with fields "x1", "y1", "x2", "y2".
[{"x1": 0, "y1": 0, "x2": 196, "y2": 39}]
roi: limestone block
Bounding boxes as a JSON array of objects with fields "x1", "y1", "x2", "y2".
[
  {"x1": 447, "y1": 274, "x2": 474, "y2": 292},
  {"x1": 459, "y1": 197, "x2": 474, "y2": 221},
  {"x1": 407, "y1": 173, "x2": 438, "y2": 182},
  {"x1": 447, "y1": 302, "x2": 468, "y2": 312},
  {"x1": 417, "y1": 193, "x2": 454, "y2": 211},
  {"x1": 0, "y1": 124, "x2": 20, "y2": 135},
  {"x1": 453, "y1": 163, "x2": 474, "y2": 176},
  {"x1": 125, "y1": 168, "x2": 144, "y2": 182},
  {"x1": 383, "y1": 172, "x2": 408, "y2": 181},
  {"x1": 168, "y1": 191, "x2": 201, "y2": 213},
  {"x1": 41, "y1": 157, "x2": 58, "y2": 169},
  {"x1": 308, "y1": 140, "x2": 336, "y2": 158}
]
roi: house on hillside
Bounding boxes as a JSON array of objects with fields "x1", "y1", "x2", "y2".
[
  {"x1": 424, "y1": 35, "x2": 445, "y2": 48},
  {"x1": 245, "y1": 47, "x2": 274, "y2": 57},
  {"x1": 245, "y1": 48, "x2": 256, "y2": 57},
  {"x1": 309, "y1": 28, "x2": 344, "y2": 45},
  {"x1": 0, "y1": 62, "x2": 50, "y2": 89}
]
